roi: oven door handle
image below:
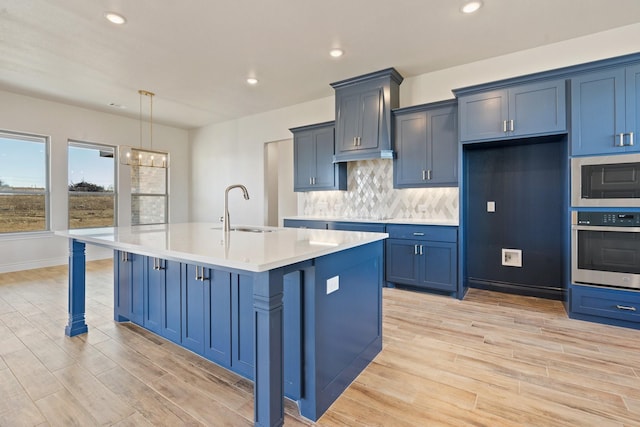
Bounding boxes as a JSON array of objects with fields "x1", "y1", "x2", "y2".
[{"x1": 572, "y1": 225, "x2": 640, "y2": 232}]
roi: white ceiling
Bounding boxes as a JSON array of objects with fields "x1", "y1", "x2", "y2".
[{"x1": 2, "y1": 0, "x2": 640, "y2": 130}]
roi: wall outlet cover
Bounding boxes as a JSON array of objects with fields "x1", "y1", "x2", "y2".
[
  {"x1": 326, "y1": 275, "x2": 339, "y2": 294},
  {"x1": 502, "y1": 249, "x2": 522, "y2": 267},
  {"x1": 487, "y1": 201, "x2": 496, "y2": 212}
]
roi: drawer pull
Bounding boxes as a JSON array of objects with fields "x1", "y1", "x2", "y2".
[
  {"x1": 413, "y1": 232, "x2": 425, "y2": 236},
  {"x1": 615, "y1": 305, "x2": 636, "y2": 312}
]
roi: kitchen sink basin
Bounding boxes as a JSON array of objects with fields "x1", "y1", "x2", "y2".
[{"x1": 212, "y1": 226, "x2": 276, "y2": 233}]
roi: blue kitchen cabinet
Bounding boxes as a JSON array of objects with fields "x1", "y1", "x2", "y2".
[
  {"x1": 146, "y1": 258, "x2": 182, "y2": 340},
  {"x1": 393, "y1": 100, "x2": 458, "y2": 188},
  {"x1": 144, "y1": 257, "x2": 163, "y2": 334},
  {"x1": 291, "y1": 121, "x2": 346, "y2": 192},
  {"x1": 204, "y1": 269, "x2": 232, "y2": 367},
  {"x1": 385, "y1": 225, "x2": 458, "y2": 293},
  {"x1": 570, "y1": 284, "x2": 640, "y2": 329},
  {"x1": 231, "y1": 273, "x2": 254, "y2": 379},
  {"x1": 459, "y1": 79, "x2": 566, "y2": 143},
  {"x1": 160, "y1": 259, "x2": 182, "y2": 344},
  {"x1": 182, "y1": 264, "x2": 207, "y2": 354},
  {"x1": 331, "y1": 68, "x2": 403, "y2": 162},
  {"x1": 571, "y1": 64, "x2": 640, "y2": 155},
  {"x1": 114, "y1": 250, "x2": 144, "y2": 324}
]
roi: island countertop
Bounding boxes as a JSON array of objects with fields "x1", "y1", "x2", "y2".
[{"x1": 55, "y1": 222, "x2": 388, "y2": 273}]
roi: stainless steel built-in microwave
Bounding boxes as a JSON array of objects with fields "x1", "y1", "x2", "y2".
[{"x1": 571, "y1": 153, "x2": 640, "y2": 207}]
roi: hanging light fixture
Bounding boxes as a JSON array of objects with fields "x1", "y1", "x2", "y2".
[{"x1": 120, "y1": 89, "x2": 168, "y2": 168}]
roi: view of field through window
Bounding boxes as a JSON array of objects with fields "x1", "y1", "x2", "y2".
[
  {"x1": 68, "y1": 141, "x2": 115, "y2": 229},
  {"x1": 0, "y1": 133, "x2": 48, "y2": 233}
]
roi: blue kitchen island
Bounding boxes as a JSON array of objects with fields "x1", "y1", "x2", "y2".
[{"x1": 56, "y1": 223, "x2": 386, "y2": 426}]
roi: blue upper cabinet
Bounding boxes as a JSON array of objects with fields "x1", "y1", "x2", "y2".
[
  {"x1": 331, "y1": 68, "x2": 403, "y2": 162},
  {"x1": 291, "y1": 121, "x2": 346, "y2": 192},
  {"x1": 571, "y1": 64, "x2": 640, "y2": 156},
  {"x1": 459, "y1": 79, "x2": 567, "y2": 143},
  {"x1": 393, "y1": 100, "x2": 458, "y2": 188}
]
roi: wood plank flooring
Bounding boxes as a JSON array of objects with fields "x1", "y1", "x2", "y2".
[{"x1": 1, "y1": 260, "x2": 640, "y2": 426}]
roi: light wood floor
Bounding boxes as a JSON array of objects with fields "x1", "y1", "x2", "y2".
[{"x1": 1, "y1": 260, "x2": 640, "y2": 426}]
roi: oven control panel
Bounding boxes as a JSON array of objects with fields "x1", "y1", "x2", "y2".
[{"x1": 576, "y1": 211, "x2": 640, "y2": 227}]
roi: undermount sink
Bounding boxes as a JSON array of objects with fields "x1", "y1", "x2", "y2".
[{"x1": 212, "y1": 226, "x2": 276, "y2": 233}]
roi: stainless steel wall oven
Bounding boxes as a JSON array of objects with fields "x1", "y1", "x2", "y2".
[{"x1": 572, "y1": 211, "x2": 640, "y2": 290}]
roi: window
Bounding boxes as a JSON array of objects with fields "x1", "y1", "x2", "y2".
[
  {"x1": 0, "y1": 131, "x2": 49, "y2": 234},
  {"x1": 68, "y1": 141, "x2": 116, "y2": 229},
  {"x1": 131, "y1": 149, "x2": 168, "y2": 225}
]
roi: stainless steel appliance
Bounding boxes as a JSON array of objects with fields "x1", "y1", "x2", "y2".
[
  {"x1": 572, "y1": 211, "x2": 640, "y2": 289},
  {"x1": 571, "y1": 153, "x2": 640, "y2": 207}
]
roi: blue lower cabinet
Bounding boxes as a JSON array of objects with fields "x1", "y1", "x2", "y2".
[
  {"x1": 161, "y1": 260, "x2": 182, "y2": 344},
  {"x1": 182, "y1": 264, "x2": 207, "y2": 354},
  {"x1": 145, "y1": 257, "x2": 163, "y2": 334},
  {"x1": 570, "y1": 284, "x2": 640, "y2": 329},
  {"x1": 232, "y1": 273, "x2": 255, "y2": 378},
  {"x1": 204, "y1": 270, "x2": 232, "y2": 366},
  {"x1": 114, "y1": 251, "x2": 144, "y2": 323},
  {"x1": 385, "y1": 225, "x2": 458, "y2": 294}
]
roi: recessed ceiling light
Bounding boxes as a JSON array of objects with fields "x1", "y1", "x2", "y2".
[
  {"x1": 329, "y1": 48, "x2": 344, "y2": 58},
  {"x1": 460, "y1": 1, "x2": 483, "y2": 13},
  {"x1": 246, "y1": 77, "x2": 259, "y2": 85},
  {"x1": 104, "y1": 12, "x2": 127, "y2": 25}
]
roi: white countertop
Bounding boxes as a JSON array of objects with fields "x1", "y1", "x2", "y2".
[
  {"x1": 284, "y1": 216, "x2": 459, "y2": 226},
  {"x1": 55, "y1": 223, "x2": 387, "y2": 273}
]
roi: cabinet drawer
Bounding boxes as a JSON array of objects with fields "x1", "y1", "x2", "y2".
[
  {"x1": 571, "y1": 285, "x2": 640, "y2": 324},
  {"x1": 329, "y1": 221, "x2": 386, "y2": 233},
  {"x1": 386, "y1": 224, "x2": 457, "y2": 242}
]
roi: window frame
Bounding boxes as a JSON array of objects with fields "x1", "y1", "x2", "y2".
[
  {"x1": 0, "y1": 130, "x2": 50, "y2": 235},
  {"x1": 67, "y1": 139, "x2": 118, "y2": 229}
]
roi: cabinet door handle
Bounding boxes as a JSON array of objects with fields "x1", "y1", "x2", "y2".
[
  {"x1": 427, "y1": 170, "x2": 432, "y2": 180},
  {"x1": 509, "y1": 119, "x2": 514, "y2": 132},
  {"x1": 414, "y1": 244, "x2": 419, "y2": 255},
  {"x1": 121, "y1": 252, "x2": 129, "y2": 263},
  {"x1": 422, "y1": 170, "x2": 426, "y2": 180},
  {"x1": 617, "y1": 133, "x2": 625, "y2": 147},
  {"x1": 353, "y1": 137, "x2": 357, "y2": 147},
  {"x1": 502, "y1": 120, "x2": 508, "y2": 133},
  {"x1": 616, "y1": 304, "x2": 637, "y2": 312},
  {"x1": 629, "y1": 132, "x2": 635, "y2": 146},
  {"x1": 312, "y1": 177, "x2": 316, "y2": 185},
  {"x1": 419, "y1": 245, "x2": 423, "y2": 256},
  {"x1": 309, "y1": 177, "x2": 312, "y2": 185}
]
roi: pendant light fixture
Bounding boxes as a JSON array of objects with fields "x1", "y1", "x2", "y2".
[{"x1": 120, "y1": 89, "x2": 168, "y2": 168}]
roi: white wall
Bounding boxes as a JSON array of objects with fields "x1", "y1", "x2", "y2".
[
  {"x1": 189, "y1": 97, "x2": 334, "y2": 226},
  {"x1": 189, "y1": 23, "x2": 640, "y2": 225},
  {"x1": 0, "y1": 90, "x2": 189, "y2": 272}
]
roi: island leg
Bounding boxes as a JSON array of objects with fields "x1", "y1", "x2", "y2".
[
  {"x1": 65, "y1": 239, "x2": 88, "y2": 337},
  {"x1": 252, "y1": 269, "x2": 285, "y2": 427}
]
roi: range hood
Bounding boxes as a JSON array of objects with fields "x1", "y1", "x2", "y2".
[{"x1": 330, "y1": 68, "x2": 403, "y2": 163}]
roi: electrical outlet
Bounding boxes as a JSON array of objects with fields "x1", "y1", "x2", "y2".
[
  {"x1": 487, "y1": 201, "x2": 496, "y2": 212},
  {"x1": 326, "y1": 276, "x2": 339, "y2": 294},
  {"x1": 502, "y1": 249, "x2": 522, "y2": 267}
]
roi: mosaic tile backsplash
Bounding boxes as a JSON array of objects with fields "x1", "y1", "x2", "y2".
[{"x1": 299, "y1": 159, "x2": 459, "y2": 220}]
